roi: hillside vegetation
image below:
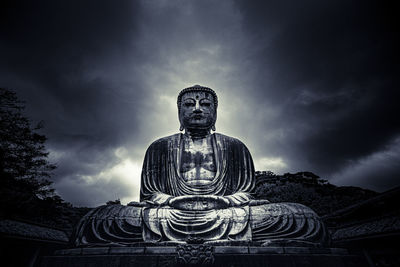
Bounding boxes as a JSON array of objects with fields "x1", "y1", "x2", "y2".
[{"x1": 253, "y1": 171, "x2": 377, "y2": 216}]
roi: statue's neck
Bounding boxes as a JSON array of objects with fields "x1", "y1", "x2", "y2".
[{"x1": 184, "y1": 128, "x2": 211, "y2": 139}]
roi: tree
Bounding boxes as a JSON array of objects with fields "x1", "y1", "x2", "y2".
[
  {"x1": 0, "y1": 89, "x2": 91, "y2": 230},
  {"x1": 106, "y1": 199, "x2": 121, "y2": 205},
  {"x1": 0, "y1": 88, "x2": 56, "y2": 199}
]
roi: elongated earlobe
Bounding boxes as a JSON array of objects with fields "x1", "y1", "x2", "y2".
[
  {"x1": 179, "y1": 125, "x2": 184, "y2": 131},
  {"x1": 211, "y1": 125, "x2": 216, "y2": 131}
]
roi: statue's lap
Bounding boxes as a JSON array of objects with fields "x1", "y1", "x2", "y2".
[{"x1": 74, "y1": 202, "x2": 328, "y2": 246}]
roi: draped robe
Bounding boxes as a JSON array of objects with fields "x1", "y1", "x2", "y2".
[
  {"x1": 140, "y1": 133, "x2": 255, "y2": 242},
  {"x1": 72, "y1": 133, "x2": 329, "y2": 247}
]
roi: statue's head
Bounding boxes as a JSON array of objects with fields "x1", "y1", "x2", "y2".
[{"x1": 177, "y1": 85, "x2": 218, "y2": 132}]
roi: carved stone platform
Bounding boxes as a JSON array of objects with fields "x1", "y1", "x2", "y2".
[{"x1": 40, "y1": 245, "x2": 370, "y2": 267}]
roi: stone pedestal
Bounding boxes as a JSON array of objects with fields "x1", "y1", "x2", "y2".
[{"x1": 40, "y1": 246, "x2": 370, "y2": 267}]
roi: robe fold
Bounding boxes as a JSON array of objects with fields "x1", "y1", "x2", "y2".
[
  {"x1": 72, "y1": 133, "x2": 330, "y2": 247},
  {"x1": 140, "y1": 133, "x2": 255, "y2": 241},
  {"x1": 140, "y1": 133, "x2": 255, "y2": 201}
]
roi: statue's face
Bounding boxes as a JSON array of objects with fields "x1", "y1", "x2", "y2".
[{"x1": 179, "y1": 91, "x2": 216, "y2": 130}]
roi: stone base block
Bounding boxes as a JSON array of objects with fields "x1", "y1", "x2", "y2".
[{"x1": 40, "y1": 246, "x2": 369, "y2": 267}]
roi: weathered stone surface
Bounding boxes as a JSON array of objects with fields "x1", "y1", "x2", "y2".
[
  {"x1": 81, "y1": 247, "x2": 109, "y2": 255},
  {"x1": 284, "y1": 247, "x2": 311, "y2": 254},
  {"x1": 214, "y1": 246, "x2": 248, "y2": 254},
  {"x1": 248, "y1": 247, "x2": 285, "y2": 254},
  {"x1": 108, "y1": 247, "x2": 145, "y2": 254},
  {"x1": 41, "y1": 255, "x2": 163, "y2": 267},
  {"x1": 176, "y1": 244, "x2": 214, "y2": 265},
  {"x1": 40, "y1": 246, "x2": 369, "y2": 267},
  {"x1": 52, "y1": 246, "x2": 352, "y2": 256},
  {"x1": 145, "y1": 247, "x2": 177, "y2": 254}
]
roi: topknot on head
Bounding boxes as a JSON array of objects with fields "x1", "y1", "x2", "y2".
[{"x1": 177, "y1": 85, "x2": 218, "y2": 110}]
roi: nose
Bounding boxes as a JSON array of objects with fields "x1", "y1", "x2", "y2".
[{"x1": 194, "y1": 101, "x2": 202, "y2": 113}]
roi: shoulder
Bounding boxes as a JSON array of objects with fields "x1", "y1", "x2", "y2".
[
  {"x1": 213, "y1": 133, "x2": 248, "y2": 147},
  {"x1": 147, "y1": 133, "x2": 181, "y2": 149}
]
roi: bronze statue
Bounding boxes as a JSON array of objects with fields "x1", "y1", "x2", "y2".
[{"x1": 72, "y1": 85, "x2": 329, "y2": 247}]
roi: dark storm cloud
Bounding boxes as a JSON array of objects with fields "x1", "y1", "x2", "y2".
[
  {"x1": 331, "y1": 137, "x2": 400, "y2": 192},
  {"x1": 1, "y1": 0, "x2": 144, "y2": 145},
  {"x1": 1, "y1": 0, "x2": 150, "y2": 205},
  {"x1": 1, "y1": 0, "x2": 250, "y2": 206},
  {"x1": 1, "y1": 0, "x2": 399, "y2": 206},
  {"x1": 234, "y1": 0, "x2": 399, "y2": 186}
]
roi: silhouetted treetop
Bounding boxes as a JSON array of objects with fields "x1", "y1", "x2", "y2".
[{"x1": 0, "y1": 88, "x2": 56, "y2": 198}]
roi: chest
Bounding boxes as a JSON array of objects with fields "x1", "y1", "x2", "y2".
[{"x1": 179, "y1": 137, "x2": 217, "y2": 182}]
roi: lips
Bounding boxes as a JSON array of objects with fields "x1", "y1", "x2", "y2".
[{"x1": 192, "y1": 115, "x2": 204, "y2": 119}]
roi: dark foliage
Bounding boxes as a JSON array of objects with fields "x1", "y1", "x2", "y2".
[
  {"x1": 106, "y1": 199, "x2": 121, "y2": 205},
  {"x1": 0, "y1": 88, "x2": 90, "y2": 232},
  {"x1": 0, "y1": 88, "x2": 56, "y2": 196},
  {"x1": 254, "y1": 171, "x2": 378, "y2": 216}
]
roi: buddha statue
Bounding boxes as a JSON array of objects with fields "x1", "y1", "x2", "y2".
[{"x1": 72, "y1": 85, "x2": 329, "y2": 247}]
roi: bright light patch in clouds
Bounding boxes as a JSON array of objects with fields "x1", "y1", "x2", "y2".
[
  {"x1": 254, "y1": 157, "x2": 288, "y2": 174},
  {"x1": 53, "y1": 147, "x2": 142, "y2": 207},
  {"x1": 102, "y1": 158, "x2": 141, "y2": 204}
]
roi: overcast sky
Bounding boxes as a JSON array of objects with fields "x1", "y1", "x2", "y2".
[{"x1": 1, "y1": 0, "x2": 398, "y2": 207}]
